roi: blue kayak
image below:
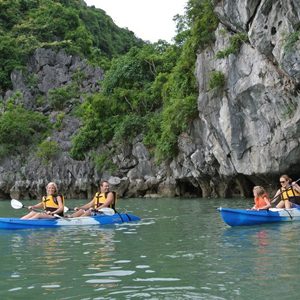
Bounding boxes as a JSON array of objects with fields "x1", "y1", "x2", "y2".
[
  {"x1": 0, "y1": 213, "x2": 140, "y2": 230},
  {"x1": 218, "y1": 207, "x2": 300, "y2": 226}
]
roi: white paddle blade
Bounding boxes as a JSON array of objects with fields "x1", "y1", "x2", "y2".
[
  {"x1": 99, "y1": 207, "x2": 115, "y2": 216},
  {"x1": 11, "y1": 199, "x2": 24, "y2": 209},
  {"x1": 64, "y1": 206, "x2": 69, "y2": 213}
]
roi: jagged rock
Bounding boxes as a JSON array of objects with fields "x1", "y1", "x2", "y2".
[
  {"x1": 281, "y1": 39, "x2": 300, "y2": 81},
  {"x1": 214, "y1": 0, "x2": 260, "y2": 31},
  {"x1": 249, "y1": 0, "x2": 300, "y2": 63},
  {"x1": 157, "y1": 177, "x2": 178, "y2": 197},
  {"x1": 2, "y1": 0, "x2": 300, "y2": 200}
]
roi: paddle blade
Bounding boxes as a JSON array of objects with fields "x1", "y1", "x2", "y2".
[
  {"x1": 11, "y1": 199, "x2": 24, "y2": 209},
  {"x1": 64, "y1": 206, "x2": 69, "y2": 213},
  {"x1": 99, "y1": 207, "x2": 115, "y2": 216}
]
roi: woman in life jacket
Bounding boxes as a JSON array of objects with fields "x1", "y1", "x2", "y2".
[
  {"x1": 21, "y1": 182, "x2": 64, "y2": 219},
  {"x1": 251, "y1": 186, "x2": 271, "y2": 210},
  {"x1": 273, "y1": 175, "x2": 300, "y2": 209},
  {"x1": 68, "y1": 180, "x2": 115, "y2": 218}
]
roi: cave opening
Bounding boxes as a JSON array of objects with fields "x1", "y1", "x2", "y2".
[
  {"x1": 177, "y1": 180, "x2": 202, "y2": 198},
  {"x1": 225, "y1": 177, "x2": 255, "y2": 198},
  {"x1": 0, "y1": 190, "x2": 10, "y2": 200}
]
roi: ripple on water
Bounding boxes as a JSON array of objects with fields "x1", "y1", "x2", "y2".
[
  {"x1": 114, "y1": 260, "x2": 131, "y2": 263},
  {"x1": 86, "y1": 279, "x2": 121, "y2": 284},
  {"x1": 83, "y1": 270, "x2": 135, "y2": 277},
  {"x1": 133, "y1": 277, "x2": 181, "y2": 282},
  {"x1": 8, "y1": 287, "x2": 22, "y2": 292},
  {"x1": 135, "y1": 265, "x2": 150, "y2": 269}
]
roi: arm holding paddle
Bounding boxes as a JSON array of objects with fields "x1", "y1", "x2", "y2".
[
  {"x1": 271, "y1": 189, "x2": 282, "y2": 204},
  {"x1": 291, "y1": 181, "x2": 300, "y2": 193},
  {"x1": 271, "y1": 175, "x2": 300, "y2": 209},
  {"x1": 28, "y1": 202, "x2": 44, "y2": 211},
  {"x1": 69, "y1": 199, "x2": 94, "y2": 218},
  {"x1": 21, "y1": 201, "x2": 44, "y2": 219},
  {"x1": 67, "y1": 180, "x2": 116, "y2": 218},
  {"x1": 21, "y1": 182, "x2": 65, "y2": 219},
  {"x1": 75, "y1": 192, "x2": 114, "y2": 215}
]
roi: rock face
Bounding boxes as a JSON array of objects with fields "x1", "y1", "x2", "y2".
[
  {"x1": 182, "y1": 0, "x2": 300, "y2": 197},
  {"x1": 1, "y1": 48, "x2": 105, "y2": 200},
  {"x1": 1, "y1": 0, "x2": 300, "y2": 200}
]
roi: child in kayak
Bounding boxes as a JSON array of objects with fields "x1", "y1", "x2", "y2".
[{"x1": 251, "y1": 186, "x2": 271, "y2": 210}]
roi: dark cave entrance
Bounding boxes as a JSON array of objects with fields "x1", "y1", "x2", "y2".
[
  {"x1": 0, "y1": 190, "x2": 10, "y2": 200},
  {"x1": 225, "y1": 176, "x2": 255, "y2": 198},
  {"x1": 177, "y1": 179, "x2": 202, "y2": 198}
]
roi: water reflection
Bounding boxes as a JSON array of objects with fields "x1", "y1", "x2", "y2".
[
  {"x1": 3, "y1": 198, "x2": 300, "y2": 299},
  {"x1": 218, "y1": 222, "x2": 300, "y2": 298},
  {"x1": 0, "y1": 226, "x2": 120, "y2": 298}
]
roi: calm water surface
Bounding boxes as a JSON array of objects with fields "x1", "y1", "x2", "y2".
[{"x1": 1, "y1": 197, "x2": 300, "y2": 299}]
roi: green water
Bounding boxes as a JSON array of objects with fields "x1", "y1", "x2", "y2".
[{"x1": 1, "y1": 197, "x2": 300, "y2": 299}]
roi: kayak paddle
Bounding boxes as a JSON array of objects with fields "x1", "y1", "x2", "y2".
[
  {"x1": 11, "y1": 199, "x2": 35, "y2": 210},
  {"x1": 11, "y1": 199, "x2": 67, "y2": 220}
]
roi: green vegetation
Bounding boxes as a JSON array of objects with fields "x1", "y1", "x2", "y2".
[
  {"x1": 0, "y1": 104, "x2": 50, "y2": 158},
  {"x1": 208, "y1": 71, "x2": 225, "y2": 90},
  {"x1": 284, "y1": 31, "x2": 300, "y2": 52},
  {"x1": 48, "y1": 83, "x2": 79, "y2": 110},
  {"x1": 0, "y1": 0, "x2": 220, "y2": 165},
  {"x1": 216, "y1": 32, "x2": 248, "y2": 59},
  {"x1": 53, "y1": 112, "x2": 65, "y2": 131},
  {"x1": 93, "y1": 151, "x2": 117, "y2": 173},
  {"x1": 37, "y1": 140, "x2": 60, "y2": 163},
  {"x1": 0, "y1": 0, "x2": 141, "y2": 90},
  {"x1": 70, "y1": 0, "x2": 218, "y2": 161}
]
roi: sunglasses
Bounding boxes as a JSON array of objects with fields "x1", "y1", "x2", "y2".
[{"x1": 280, "y1": 181, "x2": 286, "y2": 183}]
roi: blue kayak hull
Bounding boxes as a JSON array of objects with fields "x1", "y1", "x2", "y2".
[
  {"x1": 0, "y1": 213, "x2": 140, "y2": 229},
  {"x1": 218, "y1": 207, "x2": 300, "y2": 226}
]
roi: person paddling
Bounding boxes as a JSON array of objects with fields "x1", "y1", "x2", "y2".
[
  {"x1": 272, "y1": 175, "x2": 300, "y2": 209},
  {"x1": 68, "y1": 180, "x2": 116, "y2": 218},
  {"x1": 251, "y1": 186, "x2": 271, "y2": 210},
  {"x1": 21, "y1": 182, "x2": 64, "y2": 219}
]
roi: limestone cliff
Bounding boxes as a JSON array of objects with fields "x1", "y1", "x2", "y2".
[
  {"x1": 2, "y1": 0, "x2": 300, "y2": 200},
  {"x1": 173, "y1": 0, "x2": 300, "y2": 197}
]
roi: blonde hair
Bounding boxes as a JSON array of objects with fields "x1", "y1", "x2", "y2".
[
  {"x1": 46, "y1": 182, "x2": 58, "y2": 193},
  {"x1": 253, "y1": 186, "x2": 266, "y2": 197}
]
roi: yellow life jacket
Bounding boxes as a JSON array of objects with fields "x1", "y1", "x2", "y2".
[
  {"x1": 93, "y1": 191, "x2": 116, "y2": 210},
  {"x1": 42, "y1": 194, "x2": 64, "y2": 211},
  {"x1": 280, "y1": 187, "x2": 300, "y2": 201}
]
